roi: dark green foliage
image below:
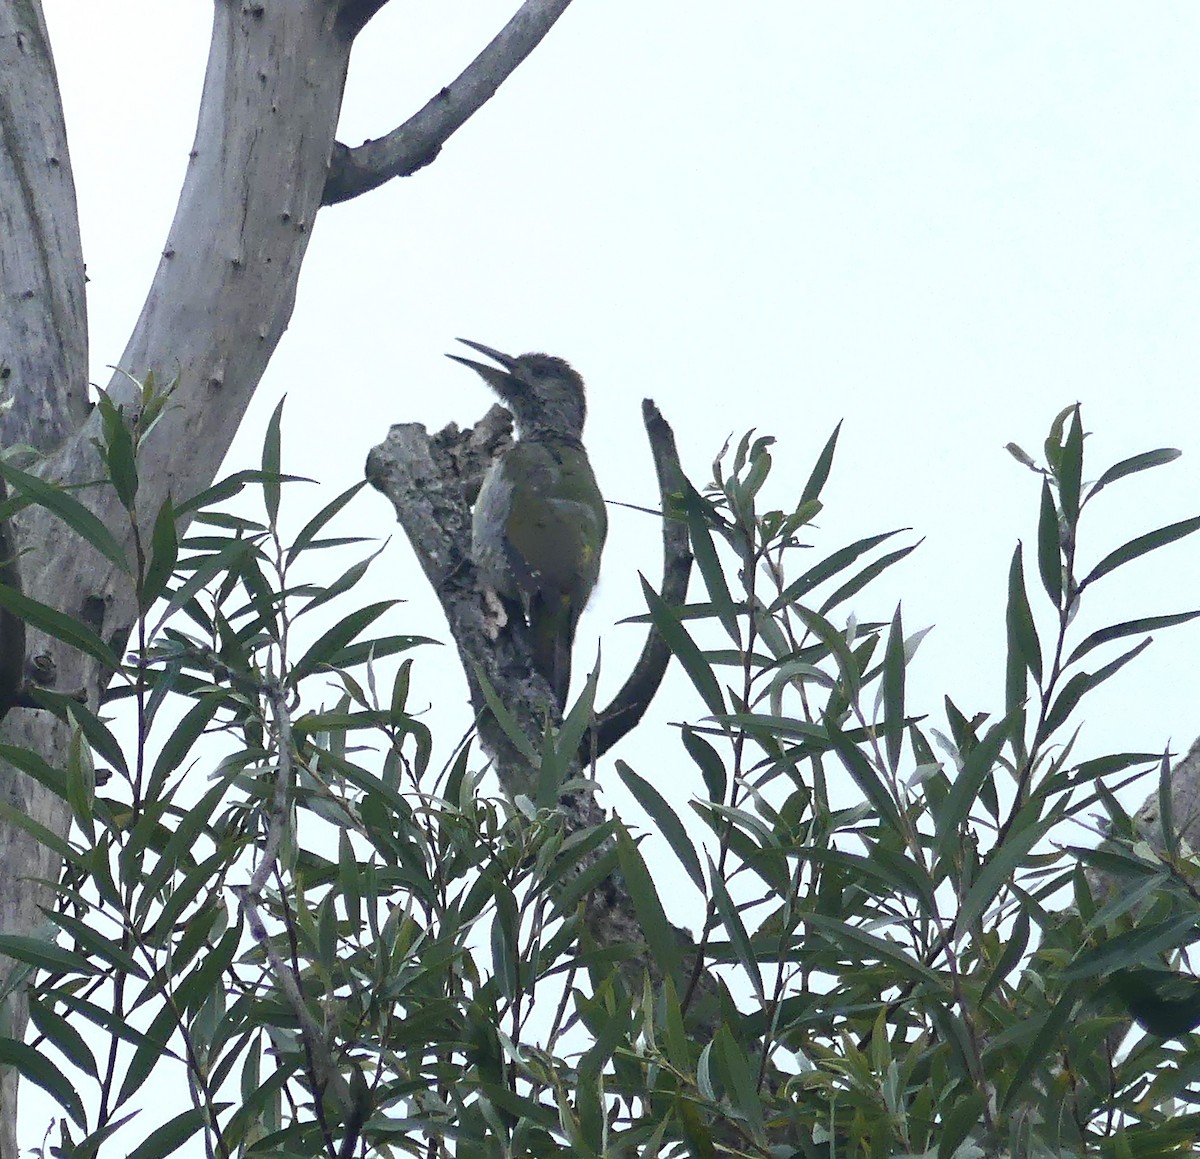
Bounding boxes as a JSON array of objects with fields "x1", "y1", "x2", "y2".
[{"x1": 5, "y1": 386, "x2": 1200, "y2": 1157}]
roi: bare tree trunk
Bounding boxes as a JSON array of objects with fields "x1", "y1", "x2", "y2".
[
  {"x1": 0, "y1": 0, "x2": 573, "y2": 1142},
  {"x1": 0, "y1": 0, "x2": 575, "y2": 1146},
  {"x1": 0, "y1": 5, "x2": 353, "y2": 1147},
  {"x1": 1, "y1": 3, "x2": 92, "y2": 1144}
]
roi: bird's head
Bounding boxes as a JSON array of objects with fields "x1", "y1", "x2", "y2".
[{"x1": 448, "y1": 339, "x2": 587, "y2": 441}]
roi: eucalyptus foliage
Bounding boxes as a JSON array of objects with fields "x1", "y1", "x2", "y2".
[{"x1": 4, "y1": 388, "x2": 1200, "y2": 1158}]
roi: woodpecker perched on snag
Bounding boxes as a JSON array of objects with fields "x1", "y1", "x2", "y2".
[{"x1": 448, "y1": 339, "x2": 606, "y2": 710}]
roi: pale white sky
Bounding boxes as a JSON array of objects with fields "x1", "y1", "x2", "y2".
[{"x1": 22, "y1": 0, "x2": 1200, "y2": 1146}]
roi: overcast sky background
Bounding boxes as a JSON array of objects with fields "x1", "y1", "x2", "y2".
[{"x1": 22, "y1": 1, "x2": 1200, "y2": 1147}]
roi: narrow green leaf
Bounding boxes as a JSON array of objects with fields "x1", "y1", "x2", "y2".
[
  {"x1": 317, "y1": 893, "x2": 338, "y2": 969},
  {"x1": 750, "y1": 596, "x2": 792, "y2": 661},
  {"x1": 1043, "y1": 404, "x2": 1075, "y2": 470},
  {"x1": 0, "y1": 458, "x2": 130, "y2": 573},
  {"x1": 389, "y1": 657, "x2": 413, "y2": 718},
  {"x1": 50, "y1": 910, "x2": 147, "y2": 978},
  {"x1": 0, "y1": 934, "x2": 98, "y2": 975},
  {"x1": 145, "y1": 852, "x2": 233, "y2": 947},
  {"x1": 63, "y1": 699, "x2": 129, "y2": 781},
  {"x1": 681, "y1": 483, "x2": 741, "y2": 645},
  {"x1": 0, "y1": 583, "x2": 119, "y2": 670},
  {"x1": 709, "y1": 859, "x2": 764, "y2": 1001},
  {"x1": 640, "y1": 574, "x2": 725, "y2": 716},
  {"x1": 0, "y1": 800, "x2": 76, "y2": 861},
  {"x1": 237, "y1": 552, "x2": 282, "y2": 638},
  {"x1": 289, "y1": 600, "x2": 396, "y2": 684},
  {"x1": 1082, "y1": 873, "x2": 1169, "y2": 936},
  {"x1": 184, "y1": 515, "x2": 266, "y2": 538},
  {"x1": 615, "y1": 824, "x2": 681, "y2": 980},
  {"x1": 155, "y1": 539, "x2": 254, "y2": 626},
  {"x1": 329, "y1": 633, "x2": 436, "y2": 669},
  {"x1": 794, "y1": 606, "x2": 861, "y2": 699},
  {"x1": 1036, "y1": 479, "x2": 1063, "y2": 607},
  {"x1": 262, "y1": 395, "x2": 285, "y2": 527},
  {"x1": 69, "y1": 1109, "x2": 142, "y2": 1157},
  {"x1": 1066, "y1": 610, "x2": 1200, "y2": 667},
  {"x1": 801, "y1": 422, "x2": 841, "y2": 504},
  {"x1": 820, "y1": 543, "x2": 921, "y2": 617},
  {"x1": 1069, "y1": 751, "x2": 1160, "y2": 787},
  {"x1": 535, "y1": 718, "x2": 568, "y2": 810},
  {"x1": 715, "y1": 1025, "x2": 764, "y2": 1140},
  {"x1": 938, "y1": 1092, "x2": 987, "y2": 1159},
  {"x1": 295, "y1": 549, "x2": 382, "y2": 617},
  {"x1": 100, "y1": 396, "x2": 139, "y2": 510},
  {"x1": 490, "y1": 881, "x2": 519, "y2": 1000},
  {"x1": 558, "y1": 656, "x2": 600, "y2": 774},
  {"x1": 288, "y1": 480, "x2": 367, "y2": 562},
  {"x1": 1094, "y1": 778, "x2": 1136, "y2": 839},
  {"x1": 1039, "y1": 638, "x2": 1151, "y2": 740},
  {"x1": 140, "y1": 496, "x2": 179, "y2": 611},
  {"x1": 119, "y1": 785, "x2": 180, "y2": 885},
  {"x1": 1000, "y1": 985, "x2": 1079, "y2": 1111},
  {"x1": 825, "y1": 719, "x2": 900, "y2": 832},
  {"x1": 804, "y1": 913, "x2": 940, "y2": 984},
  {"x1": 579, "y1": 997, "x2": 634, "y2": 1082},
  {"x1": 175, "y1": 467, "x2": 305, "y2": 517},
  {"x1": 442, "y1": 737, "x2": 472, "y2": 806},
  {"x1": 28, "y1": 995, "x2": 99, "y2": 1079},
  {"x1": 731, "y1": 430, "x2": 755, "y2": 477},
  {"x1": 1006, "y1": 544, "x2": 1042, "y2": 685},
  {"x1": 933, "y1": 715, "x2": 1014, "y2": 865},
  {"x1": 0, "y1": 1037, "x2": 85, "y2": 1126},
  {"x1": 979, "y1": 908, "x2": 1030, "y2": 1005},
  {"x1": 773, "y1": 530, "x2": 905, "y2": 609},
  {"x1": 37, "y1": 989, "x2": 160, "y2": 1054},
  {"x1": 339, "y1": 830, "x2": 362, "y2": 929},
  {"x1": 175, "y1": 925, "x2": 241, "y2": 1018},
  {"x1": 882, "y1": 605, "x2": 906, "y2": 773},
  {"x1": 942, "y1": 695, "x2": 978, "y2": 756},
  {"x1": 788, "y1": 845, "x2": 926, "y2": 900},
  {"x1": 125, "y1": 1107, "x2": 210, "y2": 1159},
  {"x1": 957, "y1": 817, "x2": 1053, "y2": 931},
  {"x1": 1159, "y1": 747, "x2": 1178, "y2": 859},
  {"x1": 676, "y1": 1093, "x2": 716, "y2": 1156},
  {"x1": 1089, "y1": 447, "x2": 1181, "y2": 499},
  {"x1": 681, "y1": 725, "x2": 726, "y2": 802},
  {"x1": 1063, "y1": 914, "x2": 1200, "y2": 979},
  {"x1": 1058, "y1": 405, "x2": 1083, "y2": 527},
  {"x1": 717, "y1": 712, "x2": 827, "y2": 743},
  {"x1": 474, "y1": 669, "x2": 539, "y2": 764},
  {"x1": 66, "y1": 729, "x2": 96, "y2": 842},
  {"x1": 146, "y1": 695, "x2": 220, "y2": 802},
  {"x1": 615, "y1": 760, "x2": 704, "y2": 893},
  {"x1": 134, "y1": 781, "x2": 230, "y2": 925},
  {"x1": 1005, "y1": 442, "x2": 1037, "y2": 469},
  {"x1": 1082, "y1": 515, "x2": 1200, "y2": 589},
  {"x1": 661, "y1": 975, "x2": 690, "y2": 1073},
  {"x1": 294, "y1": 707, "x2": 414, "y2": 735}
]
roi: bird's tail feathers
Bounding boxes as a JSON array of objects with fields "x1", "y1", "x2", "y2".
[{"x1": 528, "y1": 591, "x2": 574, "y2": 711}]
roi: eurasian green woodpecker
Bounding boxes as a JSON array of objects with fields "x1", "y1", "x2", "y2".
[{"x1": 448, "y1": 339, "x2": 607, "y2": 709}]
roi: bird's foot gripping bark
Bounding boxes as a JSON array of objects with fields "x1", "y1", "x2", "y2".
[{"x1": 479, "y1": 586, "x2": 511, "y2": 641}]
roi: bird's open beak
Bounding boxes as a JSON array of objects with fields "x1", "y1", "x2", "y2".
[{"x1": 446, "y1": 339, "x2": 517, "y2": 393}]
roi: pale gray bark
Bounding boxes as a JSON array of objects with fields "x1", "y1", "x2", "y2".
[
  {"x1": 0, "y1": 1, "x2": 88, "y2": 449},
  {"x1": 0, "y1": 1, "x2": 573, "y2": 1150},
  {"x1": 325, "y1": 0, "x2": 575, "y2": 202}
]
